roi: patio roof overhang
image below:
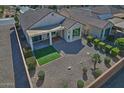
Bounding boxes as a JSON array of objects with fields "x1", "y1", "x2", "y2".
[{"x1": 27, "y1": 25, "x2": 65, "y2": 37}]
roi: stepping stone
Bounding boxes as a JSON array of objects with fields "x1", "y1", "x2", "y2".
[{"x1": 68, "y1": 66, "x2": 72, "y2": 70}]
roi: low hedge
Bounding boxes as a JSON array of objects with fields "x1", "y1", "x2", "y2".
[
  {"x1": 26, "y1": 56, "x2": 37, "y2": 72},
  {"x1": 77, "y1": 80, "x2": 84, "y2": 88},
  {"x1": 111, "y1": 47, "x2": 120, "y2": 57},
  {"x1": 93, "y1": 39, "x2": 100, "y2": 48},
  {"x1": 98, "y1": 42, "x2": 106, "y2": 50},
  {"x1": 105, "y1": 45, "x2": 113, "y2": 53},
  {"x1": 87, "y1": 35, "x2": 94, "y2": 43}
]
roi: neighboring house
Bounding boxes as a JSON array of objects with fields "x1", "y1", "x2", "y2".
[
  {"x1": 59, "y1": 8, "x2": 114, "y2": 41},
  {"x1": 113, "y1": 13, "x2": 124, "y2": 19},
  {"x1": 19, "y1": 6, "x2": 30, "y2": 14},
  {"x1": 19, "y1": 8, "x2": 82, "y2": 51},
  {"x1": 0, "y1": 18, "x2": 15, "y2": 87},
  {"x1": 91, "y1": 6, "x2": 113, "y2": 20}
]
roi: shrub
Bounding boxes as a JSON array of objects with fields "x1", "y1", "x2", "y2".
[
  {"x1": 87, "y1": 35, "x2": 94, "y2": 43},
  {"x1": 38, "y1": 70, "x2": 45, "y2": 80},
  {"x1": 94, "y1": 68, "x2": 103, "y2": 78},
  {"x1": 107, "y1": 35, "x2": 115, "y2": 42},
  {"x1": 77, "y1": 80, "x2": 84, "y2": 88},
  {"x1": 98, "y1": 42, "x2": 106, "y2": 50},
  {"x1": 111, "y1": 47, "x2": 120, "y2": 57},
  {"x1": 104, "y1": 57, "x2": 111, "y2": 65},
  {"x1": 105, "y1": 45, "x2": 113, "y2": 53},
  {"x1": 93, "y1": 39, "x2": 100, "y2": 48},
  {"x1": 115, "y1": 38, "x2": 124, "y2": 50},
  {"x1": 26, "y1": 57, "x2": 37, "y2": 72},
  {"x1": 63, "y1": 82, "x2": 68, "y2": 88},
  {"x1": 23, "y1": 47, "x2": 33, "y2": 58},
  {"x1": 82, "y1": 67, "x2": 88, "y2": 73}
]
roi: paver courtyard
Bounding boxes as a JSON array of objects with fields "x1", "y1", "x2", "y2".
[{"x1": 31, "y1": 39, "x2": 116, "y2": 88}]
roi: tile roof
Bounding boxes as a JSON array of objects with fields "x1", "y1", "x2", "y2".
[
  {"x1": 19, "y1": 8, "x2": 53, "y2": 31},
  {"x1": 59, "y1": 8, "x2": 110, "y2": 29},
  {"x1": 61, "y1": 18, "x2": 77, "y2": 29},
  {"x1": 91, "y1": 6, "x2": 111, "y2": 14},
  {"x1": 0, "y1": 19, "x2": 15, "y2": 87}
]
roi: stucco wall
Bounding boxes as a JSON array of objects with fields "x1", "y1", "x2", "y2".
[
  {"x1": 89, "y1": 26, "x2": 102, "y2": 39},
  {"x1": 64, "y1": 23, "x2": 82, "y2": 42},
  {"x1": 30, "y1": 12, "x2": 65, "y2": 29},
  {"x1": 87, "y1": 58, "x2": 124, "y2": 88}
]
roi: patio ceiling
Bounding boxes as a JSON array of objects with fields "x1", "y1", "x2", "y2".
[{"x1": 27, "y1": 25, "x2": 65, "y2": 37}]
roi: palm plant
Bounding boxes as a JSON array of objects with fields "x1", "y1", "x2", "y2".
[{"x1": 92, "y1": 53, "x2": 101, "y2": 70}]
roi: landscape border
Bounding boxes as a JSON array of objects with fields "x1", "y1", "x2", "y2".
[{"x1": 15, "y1": 26, "x2": 33, "y2": 88}]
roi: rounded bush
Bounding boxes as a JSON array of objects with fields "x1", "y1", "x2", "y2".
[
  {"x1": 104, "y1": 57, "x2": 111, "y2": 64},
  {"x1": 105, "y1": 45, "x2": 113, "y2": 53},
  {"x1": 77, "y1": 80, "x2": 84, "y2": 88},
  {"x1": 87, "y1": 35, "x2": 94, "y2": 43},
  {"x1": 38, "y1": 70, "x2": 45, "y2": 80},
  {"x1": 111, "y1": 47, "x2": 120, "y2": 57},
  {"x1": 98, "y1": 42, "x2": 106, "y2": 50},
  {"x1": 94, "y1": 68, "x2": 103, "y2": 78},
  {"x1": 93, "y1": 39, "x2": 100, "y2": 48},
  {"x1": 115, "y1": 38, "x2": 124, "y2": 50}
]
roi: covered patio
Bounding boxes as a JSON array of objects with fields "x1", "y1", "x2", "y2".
[{"x1": 27, "y1": 25, "x2": 65, "y2": 51}]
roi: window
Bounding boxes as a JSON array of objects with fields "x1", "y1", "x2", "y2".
[
  {"x1": 32, "y1": 35, "x2": 42, "y2": 42},
  {"x1": 68, "y1": 35, "x2": 70, "y2": 40},
  {"x1": 73, "y1": 28, "x2": 80, "y2": 37},
  {"x1": 104, "y1": 28, "x2": 111, "y2": 37},
  {"x1": 100, "y1": 30, "x2": 104, "y2": 38},
  {"x1": 52, "y1": 32, "x2": 56, "y2": 35}
]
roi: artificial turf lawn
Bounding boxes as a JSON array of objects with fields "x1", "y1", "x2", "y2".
[{"x1": 34, "y1": 46, "x2": 61, "y2": 65}]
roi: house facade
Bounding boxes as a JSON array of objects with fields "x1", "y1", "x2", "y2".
[
  {"x1": 59, "y1": 8, "x2": 114, "y2": 40},
  {"x1": 20, "y1": 9, "x2": 82, "y2": 51},
  {"x1": 20, "y1": 8, "x2": 113, "y2": 51}
]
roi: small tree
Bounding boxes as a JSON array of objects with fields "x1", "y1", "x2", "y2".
[
  {"x1": 92, "y1": 53, "x2": 101, "y2": 70},
  {"x1": 77, "y1": 80, "x2": 84, "y2": 88},
  {"x1": 38, "y1": 70, "x2": 45, "y2": 80}
]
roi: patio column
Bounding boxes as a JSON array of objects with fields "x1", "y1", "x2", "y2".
[
  {"x1": 30, "y1": 37, "x2": 34, "y2": 51},
  {"x1": 49, "y1": 32, "x2": 52, "y2": 45}
]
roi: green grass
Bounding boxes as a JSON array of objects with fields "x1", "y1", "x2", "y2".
[{"x1": 34, "y1": 46, "x2": 61, "y2": 65}]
